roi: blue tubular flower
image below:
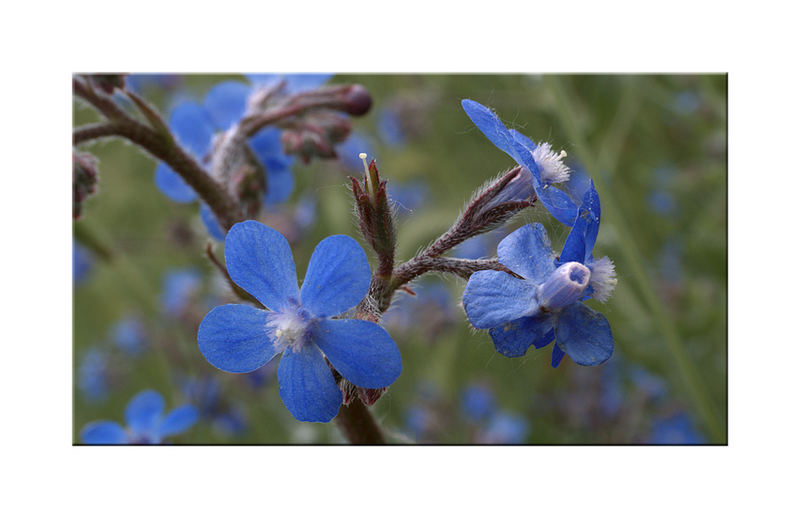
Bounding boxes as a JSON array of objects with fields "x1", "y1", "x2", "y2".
[
  {"x1": 461, "y1": 99, "x2": 578, "y2": 226},
  {"x1": 81, "y1": 390, "x2": 198, "y2": 444},
  {"x1": 462, "y1": 183, "x2": 616, "y2": 367},
  {"x1": 197, "y1": 221, "x2": 402, "y2": 423}
]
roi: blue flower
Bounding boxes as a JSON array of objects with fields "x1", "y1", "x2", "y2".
[
  {"x1": 477, "y1": 412, "x2": 529, "y2": 444},
  {"x1": 462, "y1": 182, "x2": 616, "y2": 367},
  {"x1": 461, "y1": 99, "x2": 579, "y2": 226},
  {"x1": 81, "y1": 390, "x2": 198, "y2": 444},
  {"x1": 197, "y1": 220, "x2": 402, "y2": 423},
  {"x1": 461, "y1": 384, "x2": 496, "y2": 422},
  {"x1": 161, "y1": 268, "x2": 202, "y2": 317},
  {"x1": 155, "y1": 75, "x2": 333, "y2": 239},
  {"x1": 78, "y1": 348, "x2": 110, "y2": 402},
  {"x1": 646, "y1": 413, "x2": 706, "y2": 444},
  {"x1": 111, "y1": 316, "x2": 146, "y2": 356},
  {"x1": 388, "y1": 180, "x2": 429, "y2": 216},
  {"x1": 378, "y1": 106, "x2": 407, "y2": 147},
  {"x1": 73, "y1": 241, "x2": 93, "y2": 284},
  {"x1": 336, "y1": 131, "x2": 375, "y2": 170}
]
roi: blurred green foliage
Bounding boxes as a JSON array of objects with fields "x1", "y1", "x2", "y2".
[{"x1": 73, "y1": 74, "x2": 726, "y2": 444}]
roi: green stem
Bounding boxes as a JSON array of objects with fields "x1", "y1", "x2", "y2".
[{"x1": 543, "y1": 76, "x2": 726, "y2": 443}]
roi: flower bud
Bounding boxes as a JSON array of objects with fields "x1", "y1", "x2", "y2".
[
  {"x1": 538, "y1": 262, "x2": 591, "y2": 311},
  {"x1": 73, "y1": 151, "x2": 99, "y2": 219},
  {"x1": 338, "y1": 84, "x2": 372, "y2": 116}
]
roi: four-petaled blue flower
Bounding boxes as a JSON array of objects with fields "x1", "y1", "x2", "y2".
[
  {"x1": 462, "y1": 181, "x2": 616, "y2": 367},
  {"x1": 81, "y1": 390, "x2": 198, "y2": 444},
  {"x1": 461, "y1": 99, "x2": 581, "y2": 226},
  {"x1": 197, "y1": 220, "x2": 402, "y2": 423}
]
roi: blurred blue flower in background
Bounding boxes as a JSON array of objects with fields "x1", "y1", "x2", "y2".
[
  {"x1": 154, "y1": 74, "x2": 333, "y2": 239},
  {"x1": 477, "y1": 412, "x2": 529, "y2": 444},
  {"x1": 452, "y1": 229, "x2": 505, "y2": 260},
  {"x1": 646, "y1": 413, "x2": 706, "y2": 444},
  {"x1": 671, "y1": 91, "x2": 701, "y2": 115},
  {"x1": 405, "y1": 405, "x2": 437, "y2": 441},
  {"x1": 388, "y1": 180, "x2": 429, "y2": 217},
  {"x1": 126, "y1": 74, "x2": 182, "y2": 95},
  {"x1": 197, "y1": 221, "x2": 402, "y2": 422},
  {"x1": 336, "y1": 131, "x2": 375, "y2": 170},
  {"x1": 111, "y1": 316, "x2": 146, "y2": 356},
  {"x1": 378, "y1": 105, "x2": 407, "y2": 148},
  {"x1": 81, "y1": 389, "x2": 198, "y2": 444},
  {"x1": 78, "y1": 348, "x2": 110, "y2": 402},
  {"x1": 382, "y1": 281, "x2": 455, "y2": 338},
  {"x1": 461, "y1": 384, "x2": 496, "y2": 422},
  {"x1": 161, "y1": 268, "x2": 202, "y2": 317},
  {"x1": 73, "y1": 242, "x2": 93, "y2": 284},
  {"x1": 181, "y1": 376, "x2": 248, "y2": 437}
]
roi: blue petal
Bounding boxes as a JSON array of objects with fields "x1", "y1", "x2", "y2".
[
  {"x1": 488, "y1": 314, "x2": 554, "y2": 358},
  {"x1": 81, "y1": 421, "x2": 129, "y2": 444},
  {"x1": 560, "y1": 181, "x2": 600, "y2": 264},
  {"x1": 496, "y1": 223, "x2": 556, "y2": 284},
  {"x1": 537, "y1": 185, "x2": 578, "y2": 227},
  {"x1": 155, "y1": 163, "x2": 197, "y2": 203},
  {"x1": 462, "y1": 270, "x2": 538, "y2": 329},
  {"x1": 198, "y1": 304, "x2": 280, "y2": 373},
  {"x1": 508, "y1": 129, "x2": 536, "y2": 153},
  {"x1": 158, "y1": 405, "x2": 199, "y2": 438},
  {"x1": 224, "y1": 221, "x2": 299, "y2": 310},
  {"x1": 200, "y1": 204, "x2": 227, "y2": 242},
  {"x1": 124, "y1": 390, "x2": 165, "y2": 435},
  {"x1": 312, "y1": 318, "x2": 402, "y2": 388},
  {"x1": 461, "y1": 99, "x2": 526, "y2": 164},
  {"x1": 556, "y1": 303, "x2": 614, "y2": 366},
  {"x1": 277, "y1": 346, "x2": 342, "y2": 423},
  {"x1": 551, "y1": 344, "x2": 566, "y2": 368},
  {"x1": 203, "y1": 81, "x2": 251, "y2": 130},
  {"x1": 249, "y1": 127, "x2": 286, "y2": 158},
  {"x1": 300, "y1": 235, "x2": 370, "y2": 318},
  {"x1": 168, "y1": 101, "x2": 216, "y2": 158},
  {"x1": 561, "y1": 165, "x2": 592, "y2": 207}
]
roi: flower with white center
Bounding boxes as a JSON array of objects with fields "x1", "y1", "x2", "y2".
[
  {"x1": 461, "y1": 180, "x2": 616, "y2": 368},
  {"x1": 197, "y1": 221, "x2": 402, "y2": 423}
]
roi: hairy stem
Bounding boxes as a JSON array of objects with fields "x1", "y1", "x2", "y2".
[
  {"x1": 335, "y1": 398, "x2": 385, "y2": 444},
  {"x1": 72, "y1": 82, "x2": 243, "y2": 230}
]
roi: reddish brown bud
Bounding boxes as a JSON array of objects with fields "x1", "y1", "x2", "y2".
[{"x1": 339, "y1": 84, "x2": 372, "y2": 116}]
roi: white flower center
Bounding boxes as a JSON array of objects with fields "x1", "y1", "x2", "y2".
[
  {"x1": 268, "y1": 310, "x2": 309, "y2": 353},
  {"x1": 532, "y1": 142, "x2": 571, "y2": 184}
]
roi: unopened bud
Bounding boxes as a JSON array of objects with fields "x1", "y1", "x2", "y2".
[
  {"x1": 73, "y1": 151, "x2": 99, "y2": 219},
  {"x1": 538, "y1": 262, "x2": 591, "y2": 311},
  {"x1": 339, "y1": 84, "x2": 372, "y2": 116}
]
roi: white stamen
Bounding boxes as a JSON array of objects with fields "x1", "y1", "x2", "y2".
[
  {"x1": 359, "y1": 152, "x2": 369, "y2": 175},
  {"x1": 589, "y1": 256, "x2": 617, "y2": 303},
  {"x1": 267, "y1": 311, "x2": 308, "y2": 353},
  {"x1": 532, "y1": 142, "x2": 571, "y2": 184}
]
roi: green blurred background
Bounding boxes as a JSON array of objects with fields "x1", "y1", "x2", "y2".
[{"x1": 73, "y1": 74, "x2": 727, "y2": 444}]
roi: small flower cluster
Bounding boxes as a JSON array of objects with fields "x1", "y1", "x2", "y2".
[{"x1": 459, "y1": 100, "x2": 617, "y2": 367}]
